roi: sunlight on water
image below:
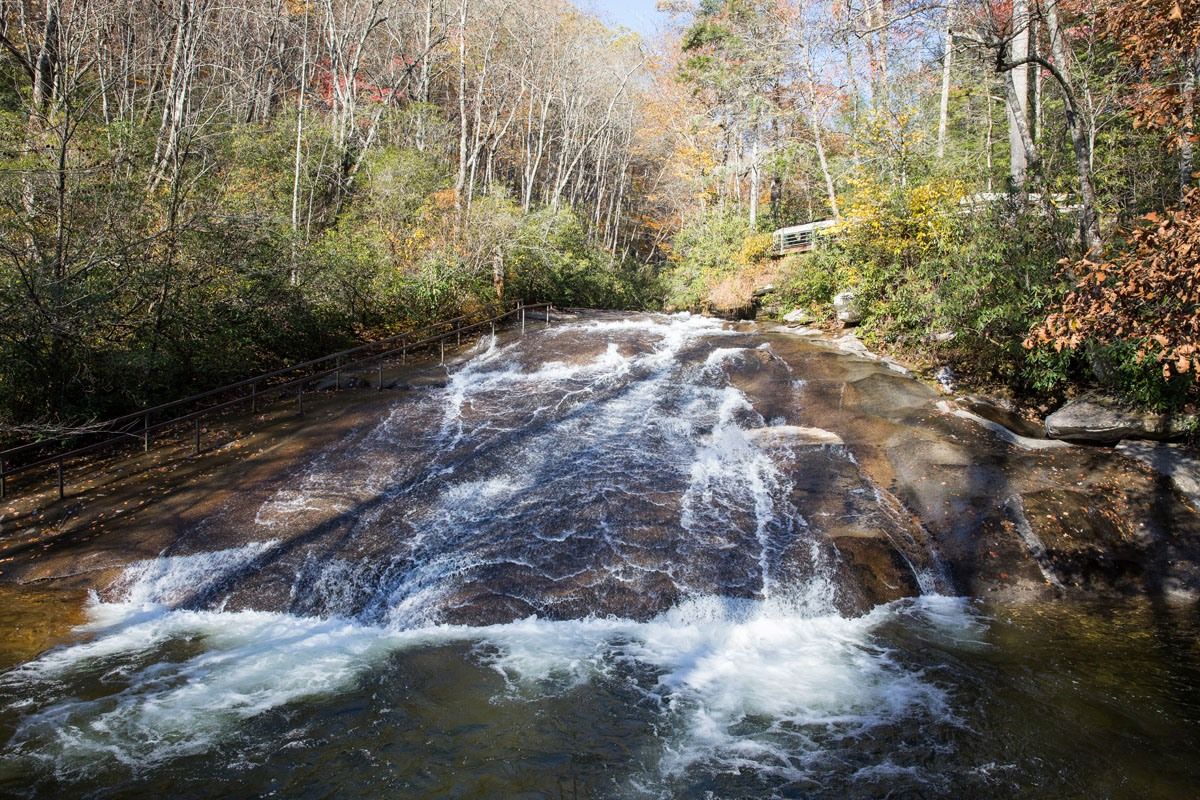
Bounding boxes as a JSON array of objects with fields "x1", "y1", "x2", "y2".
[
  {"x1": 1, "y1": 543, "x2": 978, "y2": 789},
  {"x1": 6, "y1": 314, "x2": 1197, "y2": 799}
]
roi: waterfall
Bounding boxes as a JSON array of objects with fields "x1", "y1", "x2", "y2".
[{"x1": 0, "y1": 313, "x2": 978, "y2": 795}]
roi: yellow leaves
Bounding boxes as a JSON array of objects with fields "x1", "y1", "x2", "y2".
[
  {"x1": 837, "y1": 174, "x2": 966, "y2": 259},
  {"x1": 734, "y1": 233, "x2": 773, "y2": 267},
  {"x1": 1170, "y1": 2, "x2": 1184, "y2": 20}
]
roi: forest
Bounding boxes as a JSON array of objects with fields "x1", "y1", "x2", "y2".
[{"x1": 0, "y1": 0, "x2": 1196, "y2": 435}]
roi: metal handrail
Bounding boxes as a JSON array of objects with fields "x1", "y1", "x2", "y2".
[{"x1": 0, "y1": 302, "x2": 554, "y2": 501}]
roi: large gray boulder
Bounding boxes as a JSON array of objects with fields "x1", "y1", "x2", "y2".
[
  {"x1": 833, "y1": 291, "x2": 862, "y2": 325},
  {"x1": 1045, "y1": 394, "x2": 1193, "y2": 443}
]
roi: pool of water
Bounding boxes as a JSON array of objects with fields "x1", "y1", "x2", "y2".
[{"x1": 1, "y1": 592, "x2": 1197, "y2": 799}]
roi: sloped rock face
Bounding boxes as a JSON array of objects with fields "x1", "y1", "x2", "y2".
[
  {"x1": 1117, "y1": 441, "x2": 1200, "y2": 508},
  {"x1": 5, "y1": 313, "x2": 1200, "y2": 625},
  {"x1": 1046, "y1": 394, "x2": 1193, "y2": 443},
  {"x1": 761, "y1": 333, "x2": 1200, "y2": 602},
  {"x1": 961, "y1": 394, "x2": 1046, "y2": 439}
]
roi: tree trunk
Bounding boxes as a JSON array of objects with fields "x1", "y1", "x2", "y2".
[
  {"x1": 1006, "y1": 0, "x2": 1030, "y2": 186},
  {"x1": 936, "y1": 23, "x2": 955, "y2": 159},
  {"x1": 809, "y1": 106, "x2": 839, "y2": 219},
  {"x1": 1044, "y1": 0, "x2": 1102, "y2": 252},
  {"x1": 290, "y1": 8, "x2": 309, "y2": 285},
  {"x1": 416, "y1": 0, "x2": 434, "y2": 152},
  {"x1": 454, "y1": 0, "x2": 469, "y2": 213},
  {"x1": 1181, "y1": 46, "x2": 1199, "y2": 190},
  {"x1": 32, "y1": 0, "x2": 59, "y2": 110},
  {"x1": 748, "y1": 136, "x2": 760, "y2": 229},
  {"x1": 492, "y1": 247, "x2": 504, "y2": 303}
]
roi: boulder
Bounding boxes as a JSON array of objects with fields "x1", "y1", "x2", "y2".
[
  {"x1": 833, "y1": 291, "x2": 862, "y2": 325},
  {"x1": 1045, "y1": 394, "x2": 1193, "y2": 443},
  {"x1": 752, "y1": 284, "x2": 776, "y2": 299},
  {"x1": 782, "y1": 308, "x2": 813, "y2": 325}
]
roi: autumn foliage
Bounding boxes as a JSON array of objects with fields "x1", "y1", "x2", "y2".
[
  {"x1": 1026, "y1": 0, "x2": 1200, "y2": 391},
  {"x1": 1028, "y1": 188, "x2": 1200, "y2": 379},
  {"x1": 1099, "y1": 0, "x2": 1200, "y2": 134}
]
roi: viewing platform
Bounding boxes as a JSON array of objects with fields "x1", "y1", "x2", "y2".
[{"x1": 772, "y1": 219, "x2": 838, "y2": 256}]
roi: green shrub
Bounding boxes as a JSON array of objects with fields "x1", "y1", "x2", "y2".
[{"x1": 663, "y1": 208, "x2": 763, "y2": 310}]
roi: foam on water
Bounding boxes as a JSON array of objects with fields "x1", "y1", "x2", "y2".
[
  {"x1": 1, "y1": 545, "x2": 977, "y2": 786},
  {"x1": 250, "y1": 312, "x2": 802, "y2": 623},
  {"x1": 1, "y1": 313, "x2": 975, "y2": 789}
]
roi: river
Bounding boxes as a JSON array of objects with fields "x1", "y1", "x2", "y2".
[{"x1": 1, "y1": 312, "x2": 1198, "y2": 798}]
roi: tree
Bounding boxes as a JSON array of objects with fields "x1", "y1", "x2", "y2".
[{"x1": 1028, "y1": 188, "x2": 1200, "y2": 380}]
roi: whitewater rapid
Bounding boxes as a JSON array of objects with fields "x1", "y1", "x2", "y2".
[
  {"x1": 1, "y1": 313, "x2": 981, "y2": 795},
  {"x1": 3, "y1": 547, "x2": 978, "y2": 789}
]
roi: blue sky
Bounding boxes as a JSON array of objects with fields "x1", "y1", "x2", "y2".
[{"x1": 574, "y1": 0, "x2": 671, "y2": 36}]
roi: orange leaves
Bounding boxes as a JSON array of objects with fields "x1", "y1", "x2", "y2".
[
  {"x1": 1027, "y1": 187, "x2": 1200, "y2": 382},
  {"x1": 1101, "y1": 0, "x2": 1200, "y2": 133}
]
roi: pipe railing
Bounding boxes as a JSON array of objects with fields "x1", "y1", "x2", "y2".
[{"x1": 0, "y1": 302, "x2": 555, "y2": 502}]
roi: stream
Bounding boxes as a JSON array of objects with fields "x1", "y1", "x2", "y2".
[{"x1": 1, "y1": 312, "x2": 1198, "y2": 798}]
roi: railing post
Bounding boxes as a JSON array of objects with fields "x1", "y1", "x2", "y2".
[
  {"x1": 57, "y1": 459, "x2": 64, "y2": 499},
  {"x1": 1, "y1": 457, "x2": 6, "y2": 500},
  {"x1": 143, "y1": 412, "x2": 150, "y2": 453},
  {"x1": 378, "y1": 361, "x2": 384, "y2": 391},
  {"x1": 251, "y1": 382, "x2": 257, "y2": 413},
  {"x1": 521, "y1": 305, "x2": 525, "y2": 333},
  {"x1": 546, "y1": 305, "x2": 550, "y2": 327},
  {"x1": 297, "y1": 386, "x2": 304, "y2": 415},
  {"x1": 456, "y1": 322, "x2": 461, "y2": 347},
  {"x1": 440, "y1": 340, "x2": 445, "y2": 365},
  {"x1": 194, "y1": 419, "x2": 201, "y2": 454},
  {"x1": 335, "y1": 356, "x2": 341, "y2": 390}
]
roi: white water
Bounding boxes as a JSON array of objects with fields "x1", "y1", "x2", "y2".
[
  {"x1": 3, "y1": 545, "x2": 978, "y2": 786},
  {"x1": 2, "y1": 314, "x2": 977, "y2": 790}
]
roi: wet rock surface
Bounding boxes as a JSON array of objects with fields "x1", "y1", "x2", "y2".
[
  {"x1": 5, "y1": 312, "x2": 1200, "y2": 800},
  {"x1": 3, "y1": 312, "x2": 1200, "y2": 626},
  {"x1": 1117, "y1": 441, "x2": 1200, "y2": 509}
]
